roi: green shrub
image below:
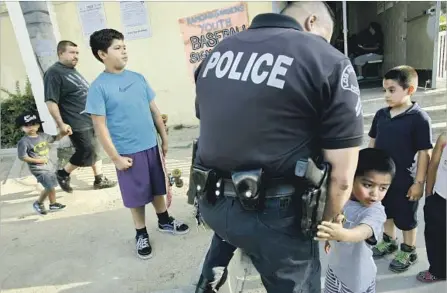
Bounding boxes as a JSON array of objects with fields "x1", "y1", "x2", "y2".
[{"x1": 1, "y1": 79, "x2": 37, "y2": 148}]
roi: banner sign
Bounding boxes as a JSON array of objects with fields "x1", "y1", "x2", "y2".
[{"x1": 178, "y1": 2, "x2": 249, "y2": 80}]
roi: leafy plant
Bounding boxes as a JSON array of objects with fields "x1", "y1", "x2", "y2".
[{"x1": 1, "y1": 79, "x2": 38, "y2": 148}]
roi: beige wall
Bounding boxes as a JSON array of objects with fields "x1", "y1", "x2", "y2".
[
  {"x1": 0, "y1": 1, "x2": 272, "y2": 123},
  {"x1": 0, "y1": 12, "x2": 28, "y2": 100},
  {"x1": 52, "y1": 1, "x2": 272, "y2": 126}
]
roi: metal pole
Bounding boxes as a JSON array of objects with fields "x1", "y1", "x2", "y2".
[
  {"x1": 5, "y1": 1, "x2": 57, "y2": 134},
  {"x1": 431, "y1": 1, "x2": 442, "y2": 89},
  {"x1": 342, "y1": 1, "x2": 349, "y2": 57}
]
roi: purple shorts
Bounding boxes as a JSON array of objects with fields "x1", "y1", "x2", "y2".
[{"x1": 116, "y1": 146, "x2": 166, "y2": 208}]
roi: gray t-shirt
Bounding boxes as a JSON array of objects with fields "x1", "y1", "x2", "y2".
[
  {"x1": 44, "y1": 62, "x2": 93, "y2": 131},
  {"x1": 17, "y1": 133, "x2": 55, "y2": 176},
  {"x1": 327, "y1": 200, "x2": 386, "y2": 292}
]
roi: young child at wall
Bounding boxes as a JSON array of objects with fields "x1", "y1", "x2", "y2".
[
  {"x1": 16, "y1": 112, "x2": 67, "y2": 215},
  {"x1": 416, "y1": 133, "x2": 446, "y2": 283},
  {"x1": 316, "y1": 148, "x2": 395, "y2": 293},
  {"x1": 368, "y1": 65, "x2": 432, "y2": 273}
]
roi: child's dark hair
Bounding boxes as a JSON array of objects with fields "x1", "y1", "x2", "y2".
[
  {"x1": 384, "y1": 65, "x2": 418, "y2": 91},
  {"x1": 355, "y1": 148, "x2": 396, "y2": 178},
  {"x1": 89, "y1": 29, "x2": 124, "y2": 63}
]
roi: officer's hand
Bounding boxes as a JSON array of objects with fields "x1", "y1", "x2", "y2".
[
  {"x1": 407, "y1": 183, "x2": 423, "y2": 201},
  {"x1": 113, "y1": 156, "x2": 133, "y2": 171},
  {"x1": 324, "y1": 241, "x2": 331, "y2": 254},
  {"x1": 314, "y1": 221, "x2": 349, "y2": 242}
]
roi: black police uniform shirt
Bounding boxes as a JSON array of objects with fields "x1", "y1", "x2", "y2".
[
  {"x1": 194, "y1": 13, "x2": 364, "y2": 177},
  {"x1": 44, "y1": 62, "x2": 93, "y2": 132}
]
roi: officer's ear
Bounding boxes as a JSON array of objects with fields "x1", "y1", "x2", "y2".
[{"x1": 303, "y1": 15, "x2": 317, "y2": 32}]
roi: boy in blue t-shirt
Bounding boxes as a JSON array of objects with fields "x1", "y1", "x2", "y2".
[
  {"x1": 85, "y1": 29, "x2": 189, "y2": 260},
  {"x1": 316, "y1": 148, "x2": 395, "y2": 293},
  {"x1": 368, "y1": 65, "x2": 432, "y2": 273}
]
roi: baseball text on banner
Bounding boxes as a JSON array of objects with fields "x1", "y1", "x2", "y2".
[{"x1": 178, "y1": 2, "x2": 249, "y2": 80}]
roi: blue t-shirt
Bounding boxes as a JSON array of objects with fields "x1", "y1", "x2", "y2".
[{"x1": 85, "y1": 70, "x2": 157, "y2": 154}]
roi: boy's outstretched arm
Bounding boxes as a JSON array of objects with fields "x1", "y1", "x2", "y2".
[
  {"x1": 149, "y1": 100, "x2": 168, "y2": 155},
  {"x1": 425, "y1": 134, "x2": 447, "y2": 196},
  {"x1": 315, "y1": 221, "x2": 373, "y2": 243}
]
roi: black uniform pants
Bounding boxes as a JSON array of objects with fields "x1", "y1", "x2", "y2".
[
  {"x1": 424, "y1": 193, "x2": 446, "y2": 279},
  {"x1": 199, "y1": 183, "x2": 321, "y2": 293}
]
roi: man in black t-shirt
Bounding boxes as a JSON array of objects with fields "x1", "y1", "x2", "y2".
[
  {"x1": 193, "y1": 2, "x2": 364, "y2": 292},
  {"x1": 44, "y1": 40, "x2": 116, "y2": 192}
]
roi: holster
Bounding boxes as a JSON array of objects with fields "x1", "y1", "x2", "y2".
[
  {"x1": 295, "y1": 158, "x2": 331, "y2": 238},
  {"x1": 191, "y1": 164, "x2": 222, "y2": 205},
  {"x1": 187, "y1": 139, "x2": 200, "y2": 205},
  {"x1": 231, "y1": 169, "x2": 264, "y2": 211}
]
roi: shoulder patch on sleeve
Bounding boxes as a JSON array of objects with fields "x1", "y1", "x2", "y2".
[
  {"x1": 340, "y1": 64, "x2": 362, "y2": 117},
  {"x1": 341, "y1": 64, "x2": 360, "y2": 96}
]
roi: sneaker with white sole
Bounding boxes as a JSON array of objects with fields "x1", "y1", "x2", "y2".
[
  {"x1": 136, "y1": 233, "x2": 152, "y2": 260},
  {"x1": 33, "y1": 201, "x2": 47, "y2": 215},
  {"x1": 49, "y1": 202, "x2": 66, "y2": 211},
  {"x1": 158, "y1": 216, "x2": 190, "y2": 235}
]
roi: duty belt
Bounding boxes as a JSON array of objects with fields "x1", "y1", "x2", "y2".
[
  {"x1": 191, "y1": 158, "x2": 331, "y2": 238},
  {"x1": 220, "y1": 178, "x2": 298, "y2": 199}
]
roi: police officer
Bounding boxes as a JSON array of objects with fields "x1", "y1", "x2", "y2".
[{"x1": 193, "y1": 2, "x2": 364, "y2": 292}]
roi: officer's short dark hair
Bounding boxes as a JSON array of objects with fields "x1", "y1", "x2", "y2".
[
  {"x1": 355, "y1": 148, "x2": 396, "y2": 178},
  {"x1": 89, "y1": 29, "x2": 124, "y2": 63},
  {"x1": 281, "y1": 1, "x2": 335, "y2": 22},
  {"x1": 57, "y1": 40, "x2": 77, "y2": 55},
  {"x1": 384, "y1": 65, "x2": 418, "y2": 91}
]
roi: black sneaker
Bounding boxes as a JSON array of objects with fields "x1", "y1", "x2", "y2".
[
  {"x1": 136, "y1": 233, "x2": 152, "y2": 260},
  {"x1": 33, "y1": 201, "x2": 47, "y2": 215},
  {"x1": 389, "y1": 244, "x2": 418, "y2": 273},
  {"x1": 56, "y1": 172, "x2": 73, "y2": 193},
  {"x1": 93, "y1": 176, "x2": 117, "y2": 190},
  {"x1": 372, "y1": 234, "x2": 398, "y2": 258},
  {"x1": 158, "y1": 216, "x2": 190, "y2": 235},
  {"x1": 49, "y1": 202, "x2": 66, "y2": 211}
]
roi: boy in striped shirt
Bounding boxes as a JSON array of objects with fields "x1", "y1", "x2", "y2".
[{"x1": 316, "y1": 148, "x2": 395, "y2": 293}]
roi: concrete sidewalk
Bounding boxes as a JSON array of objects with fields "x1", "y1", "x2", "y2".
[
  {"x1": 156, "y1": 197, "x2": 446, "y2": 293},
  {"x1": 1, "y1": 157, "x2": 445, "y2": 293},
  {"x1": 1, "y1": 124, "x2": 446, "y2": 293}
]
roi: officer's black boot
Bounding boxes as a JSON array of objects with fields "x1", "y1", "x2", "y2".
[
  {"x1": 195, "y1": 269, "x2": 228, "y2": 293},
  {"x1": 195, "y1": 274, "x2": 214, "y2": 293}
]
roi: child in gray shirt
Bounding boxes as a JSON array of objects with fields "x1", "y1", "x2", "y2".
[
  {"x1": 316, "y1": 148, "x2": 396, "y2": 293},
  {"x1": 16, "y1": 112, "x2": 67, "y2": 215}
]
